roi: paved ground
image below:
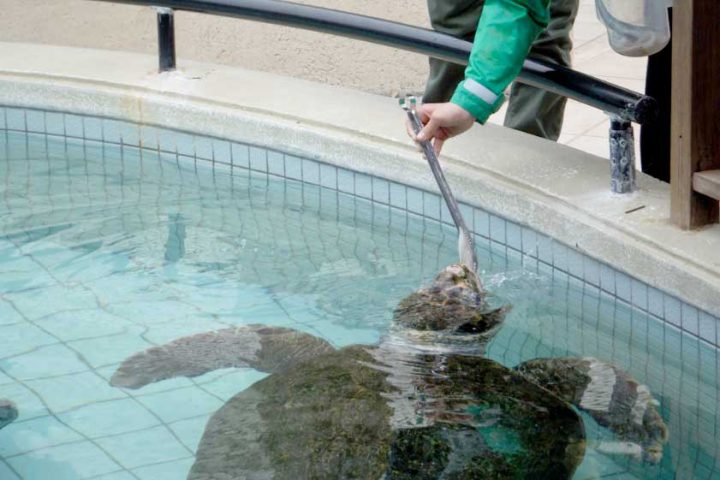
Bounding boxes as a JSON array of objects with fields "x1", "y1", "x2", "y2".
[{"x1": 0, "y1": 0, "x2": 645, "y2": 159}]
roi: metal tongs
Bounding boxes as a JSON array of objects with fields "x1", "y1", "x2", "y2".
[{"x1": 400, "y1": 96, "x2": 479, "y2": 275}]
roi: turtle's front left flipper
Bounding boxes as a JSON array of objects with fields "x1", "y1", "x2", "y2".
[
  {"x1": 515, "y1": 357, "x2": 668, "y2": 463},
  {"x1": 111, "y1": 325, "x2": 335, "y2": 389},
  {"x1": 0, "y1": 399, "x2": 18, "y2": 430}
]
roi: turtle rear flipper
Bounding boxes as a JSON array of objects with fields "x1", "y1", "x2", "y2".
[
  {"x1": 0, "y1": 399, "x2": 18, "y2": 430},
  {"x1": 515, "y1": 357, "x2": 669, "y2": 463},
  {"x1": 111, "y1": 325, "x2": 335, "y2": 389}
]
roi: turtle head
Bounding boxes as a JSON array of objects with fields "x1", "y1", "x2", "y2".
[
  {"x1": 390, "y1": 264, "x2": 507, "y2": 353},
  {"x1": 431, "y1": 263, "x2": 482, "y2": 293}
]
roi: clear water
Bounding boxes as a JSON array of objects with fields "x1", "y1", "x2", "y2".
[{"x1": 0, "y1": 130, "x2": 718, "y2": 479}]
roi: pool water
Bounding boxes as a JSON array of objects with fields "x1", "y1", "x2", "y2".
[{"x1": 0, "y1": 130, "x2": 718, "y2": 479}]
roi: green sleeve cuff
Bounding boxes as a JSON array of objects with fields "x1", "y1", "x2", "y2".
[
  {"x1": 453, "y1": 0, "x2": 549, "y2": 123},
  {"x1": 450, "y1": 86, "x2": 505, "y2": 124}
]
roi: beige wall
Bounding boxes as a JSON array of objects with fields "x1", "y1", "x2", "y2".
[{"x1": 0, "y1": 0, "x2": 431, "y2": 96}]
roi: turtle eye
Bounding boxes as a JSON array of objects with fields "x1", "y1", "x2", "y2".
[{"x1": 456, "y1": 321, "x2": 483, "y2": 334}]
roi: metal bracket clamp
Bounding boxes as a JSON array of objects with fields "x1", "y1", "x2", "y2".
[
  {"x1": 154, "y1": 6, "x2": 176, "y2": 72},
  {"x1": 609, "y1": 117, "x2": 637, "y2": 194}
]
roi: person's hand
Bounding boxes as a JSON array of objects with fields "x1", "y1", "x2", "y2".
[{"x1": 407, "y1": 102, "x2": 475, "y2": 155}]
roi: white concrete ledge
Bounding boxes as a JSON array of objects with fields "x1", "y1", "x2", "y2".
[{"x1": 1, "y1": 42, "x2": 719, "y2": 317}]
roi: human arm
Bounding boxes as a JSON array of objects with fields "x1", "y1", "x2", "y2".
[{"x1": 416, "y1": 0, "x2": 550, "y2": 152}]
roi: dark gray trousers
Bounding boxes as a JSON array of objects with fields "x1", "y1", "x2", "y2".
[{"x1": 424, "y1": 0, "x2": 579, "y2": 141}]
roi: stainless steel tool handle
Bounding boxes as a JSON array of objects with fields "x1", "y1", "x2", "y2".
[{"x1": 401, "y1": 97, "x2": 478, "y2": 273}]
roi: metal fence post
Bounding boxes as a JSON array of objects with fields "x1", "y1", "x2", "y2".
[
  {"x1": 609, "y1": 117, "x2": 636, "y2": 194},
  {"x1": 155, "y1": 7, "x2": 176, "y2": 72}
]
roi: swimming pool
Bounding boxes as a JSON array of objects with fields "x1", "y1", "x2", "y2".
[{"x1": 0, "y1": 108, "x2": 718, "y2": 479}]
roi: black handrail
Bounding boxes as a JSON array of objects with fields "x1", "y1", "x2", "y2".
[{"x1": 93, "y1": 0, "x2": 656, "y2": 124}]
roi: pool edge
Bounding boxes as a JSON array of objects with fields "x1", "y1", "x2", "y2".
[{"x1": 0, "y1": 42, "x2": 718, "y2": 322}]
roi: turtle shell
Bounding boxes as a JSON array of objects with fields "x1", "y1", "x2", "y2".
[{"x1": 187, "y1": 346, "x2": 585, "y2": 480}]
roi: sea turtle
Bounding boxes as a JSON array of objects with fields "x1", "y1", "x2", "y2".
[
  {"x1": 0, "y1": 399, "x2": 18, "y2": 431},
  {"x1": 111, "y1": 264, "x2": 667, "y2": 479}
]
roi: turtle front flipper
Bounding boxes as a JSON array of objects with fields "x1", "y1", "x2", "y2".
[
  {"x1": 515, "y1": 357, "x2": 669, "y2": 463},
  {"x1": 111, "y1": 325, "x2": 335, "y2": 389},
  {"x1": 0, "y1": 399, "x2": 18, "y2": 430}
]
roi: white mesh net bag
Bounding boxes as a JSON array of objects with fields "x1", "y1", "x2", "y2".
[{"x1": 596, "y1": 0, "x2": 673, "y2": 56}]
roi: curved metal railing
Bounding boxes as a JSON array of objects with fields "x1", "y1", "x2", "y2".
[
  {"x1": 95, "y1": 0, "x2": 655, "y2": 124},
  {"x1": 92, "y1": 0, "x2": 649, "y2": 192}
]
